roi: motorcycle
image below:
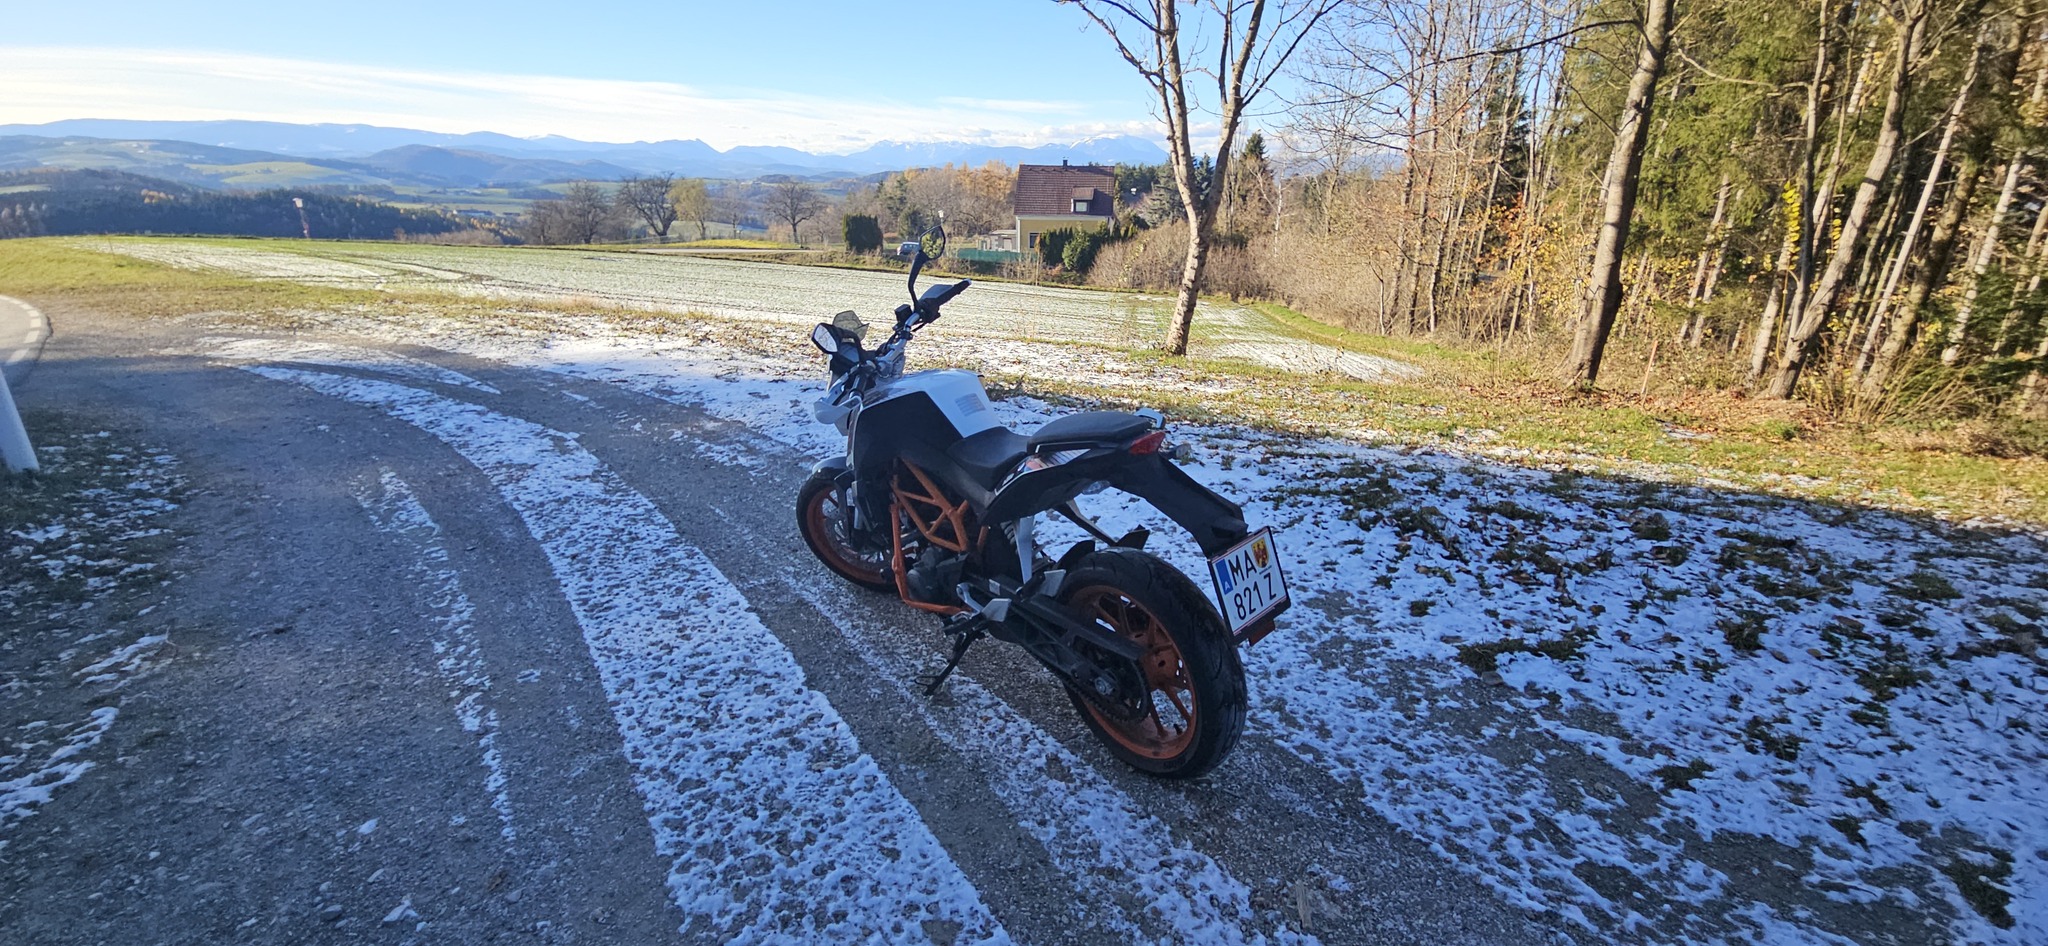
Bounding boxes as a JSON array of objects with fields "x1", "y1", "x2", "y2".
[{"x1": 795, "y1": 225, "x2": 1290, "y2": 778}]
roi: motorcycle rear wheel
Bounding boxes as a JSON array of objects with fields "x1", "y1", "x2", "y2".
[
  {"x1": 796, "y1": 471, "x2": 895, "y2": 593},
  {"x1": 1058, "y1": 548, "x2": 1246, "y2": 779}
]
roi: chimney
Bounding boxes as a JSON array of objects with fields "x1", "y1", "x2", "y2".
[{"x1": 1062, "y1": 159, "x2": 1069, "y2": 167}]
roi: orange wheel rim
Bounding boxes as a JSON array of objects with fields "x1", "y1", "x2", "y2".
[
  {"x1": 807, "y1": 484, "x2": 888, "y2": 583},
  {"x1": 1070, "y1": 585, "x2": 1196, "y2": 759}
]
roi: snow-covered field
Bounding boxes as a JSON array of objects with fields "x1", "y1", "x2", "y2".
[
  {"x1": 91, "y1": 239, "x2": 1393, "y2": 374},
  {"x1": 50, "y1": 238, "x2": 2043, "y2": 943}
]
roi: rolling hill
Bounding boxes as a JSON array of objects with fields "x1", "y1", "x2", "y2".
[{"x1": 0, "y1": 120, "x2": 1171, "y2": 180}]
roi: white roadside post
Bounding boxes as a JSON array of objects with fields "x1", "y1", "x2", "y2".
[{"x1": 0, "y1": 368, "x2": 35, "y2": 472}]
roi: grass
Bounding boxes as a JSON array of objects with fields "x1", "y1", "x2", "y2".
[
  {"x1": 1651, "y1": 759, "x2": 1712, "y2": 792},
  {"x1": 10, "y1": 234, "x2": 2048, "y2": 523},
  {"x1": 1249, "y1": 301, "x2": 1484, "y2": 368},
  {"x1": 1941, "y1": 848, "x2": 2017, "y2": 929},
  {"x1": 1453, "y1": 634, "x2": 1587, "y2": 674},
  {"x1": 0, "y1": 238, "x2": 374, "y2": 320},
  {"x1": 1004, "y1": 348, "x2": 2048, "y2": 523}
]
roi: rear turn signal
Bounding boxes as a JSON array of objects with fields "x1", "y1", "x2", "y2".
[{"x1": 1126, "y1": 430, "x2": 1167, "y2": 455}]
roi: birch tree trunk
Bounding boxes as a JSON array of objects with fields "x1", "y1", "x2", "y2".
[
  {"x1": 1068, "y1": 0, "x2": 1333, "y2": 356},
  {"x1": 1857, "y1": 33, "x2": 1983, "y2": 383},
  {"x1": 1563, "y1": 0, "x2": 1677, "y2": 386},
  {"x1": 1869, "y1": 147, "x2": 1989, "y2": 390},
  {"x1": 1686, "y1": 173, "x2": 1734, "y2": 345},
  {"x1": 1751, "y1": 238, "x2": 1798, "y2": 379},
  {"x1": 1767, "y1": 2, "x2": 1926, "y2": 399},
  {"x1": 1997, "y1": 201, "x2": 2048, "y2": 353},
  {"x1": 1944, "y1": 59, "x2": 2046, "y2": 365},
  {"x1": 1943, "y1": 154, "x2": 2025, "y2": 364}
]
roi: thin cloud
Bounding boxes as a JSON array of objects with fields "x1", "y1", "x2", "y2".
[
  {"x1": 934, "y1": 97, "x2": 1085, "y2": 115},
  {"x1": 0, "y1": 47, "x2": 1167, "y2": 153}
]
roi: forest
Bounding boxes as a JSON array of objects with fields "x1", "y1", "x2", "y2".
[
  {"x1": 1250, "y1": 0, "x2": 2048, "y2": 428},
  {"x1": 813, "y1": 0, "x2": 2048, "y2": 443},
  {"x1": 0, "y1": 168, "x2": 487, "y2": 242}
]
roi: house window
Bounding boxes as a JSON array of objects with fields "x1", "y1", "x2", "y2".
[
  {"x1": 1072, "y1": 199, "x2": 1089, "y2": 214},
  {"x1": 1029, "y1": 232, "x2": 1040, "y2": 249}
]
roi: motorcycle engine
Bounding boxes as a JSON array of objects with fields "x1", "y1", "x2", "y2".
[{"x1": 904, "y1": 547, "x2": 964, "y2": 605}]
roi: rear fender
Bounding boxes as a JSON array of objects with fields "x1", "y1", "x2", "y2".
[{"x1": 985, "y1": 454, "x2": 1247, "y2": 558}]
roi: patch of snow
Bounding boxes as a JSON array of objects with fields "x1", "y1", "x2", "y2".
[
  {"x1": 73, "y1": 634, "x2": 170, "y2": 686},
  {"x1": 1214, "y1": 341, "x2": 1424, "y2": 382},
  {"x1": 206, "y1": 337, "x2": 499, "y2": 393},
  {"x1": 0, "y1": 708, "x2": 118, "y2": 831}
]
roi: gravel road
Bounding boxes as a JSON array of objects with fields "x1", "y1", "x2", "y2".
[{"x1": 0, "y1": 302, "x2": 1569, "y2": 945}]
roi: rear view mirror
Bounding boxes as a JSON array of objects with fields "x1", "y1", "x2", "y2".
[
  {"x1": 810, "y1": 323, "x2": 838, "y2": 354},
  {"x1": 917, "y1": 224, "x2": 947, "y2": 260}
]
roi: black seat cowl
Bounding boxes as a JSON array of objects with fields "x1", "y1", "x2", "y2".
[
  {"x1": 945, "y1": 427, "x2": 1030, "y2": 489},
  {"x1": 1027, "y1": 412, "x2": 1155, "y2": 451}
]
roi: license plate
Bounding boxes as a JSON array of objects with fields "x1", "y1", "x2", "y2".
[{"x1": 1208, "y1": 528, "x2": 1290, "y2": 643}]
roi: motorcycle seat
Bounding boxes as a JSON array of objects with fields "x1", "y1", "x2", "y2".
[
  {"x1": 946, "y1": 427, "x2": 1030, "y2": 488},
  {"x1": 1027, "y1": 411, "x2": 1154, "y2": 451}
]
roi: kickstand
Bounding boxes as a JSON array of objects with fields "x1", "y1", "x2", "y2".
[{"x1": 918, "y1": 619, "x2": 984, "y2": 696}]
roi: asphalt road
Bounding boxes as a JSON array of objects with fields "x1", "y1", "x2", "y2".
[
  {"x1": 1, "y1": 295, "x2": 49, "y2": 388},
  {"x1": 0, "y1": 299, "x2": 1572, "y2": 945}
]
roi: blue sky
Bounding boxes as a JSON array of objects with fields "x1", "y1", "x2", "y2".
[{"x1": 0, "y1": 1, "x2": 1195, "y2": 151}]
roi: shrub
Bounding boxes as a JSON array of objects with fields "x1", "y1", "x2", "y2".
[
  {"x1": 1060, "y1": 221, "x2": 1138, "y2": 276},
  {"x1": 1038, "y1": 227, "x2": 1078, "y2": 268},
  {"x1": 842, "y1": 214, "x2": 883, "y2": 254}
]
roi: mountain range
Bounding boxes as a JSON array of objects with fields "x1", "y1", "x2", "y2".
[{"x1": 0, "y1": 119, "x2": 1169, "y2": 187}]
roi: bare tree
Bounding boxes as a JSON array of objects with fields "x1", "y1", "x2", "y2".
[
  {"x1": 1562, "y1": 0, "x2": 1677, "y2": 387},
  {"x1": 764, "y1": 180, "x2": 822, "y2": 245},
  {"x1": 520, "y1": 200, "x2": 569, "y2": 245},
  {"x1": 670, "y1": 178, "x2": 714, "y2": 240},
  {"x1": 615, "y1": 174, "x2": 678, "y2": 240},
  {"x1": 713, "y1": 182, "x2": 758, "y2": 238},
  {"x1": 1064, "y1": 0, "x2": 1338, "y2": 355},
  {"x1": 558, "y1": 182, "x2": 623, "y2": 244}
]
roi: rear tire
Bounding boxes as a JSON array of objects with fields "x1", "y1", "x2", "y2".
[
  {"x1": 1057, "y1": 548, "x2": 1246, "y2": 779},
  {"x1": 796, "y1": 472, "x2": 895, "y2": 593}
]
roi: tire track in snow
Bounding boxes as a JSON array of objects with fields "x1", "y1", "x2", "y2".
[
  {"x1": 714, "y1": 507, "x2": 1316, "y2": 946},
  {"x1": 205, "y1": 337, "x2": 501, "y2": 393},
  {"x1": 351, "y1": 469, "x2": 517, "y2": 842},
  {"x1": 241, "y1": 365, "x2": 1008, "y2": 945}
]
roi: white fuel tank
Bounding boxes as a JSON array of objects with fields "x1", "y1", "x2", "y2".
[{"x1": 866, "y1": 369, "x2": 1001, "y2": 438}]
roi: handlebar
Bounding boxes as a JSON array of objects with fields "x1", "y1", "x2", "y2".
[{"x1": 816, "y1": 223, "x2": 968, "y2": 406}]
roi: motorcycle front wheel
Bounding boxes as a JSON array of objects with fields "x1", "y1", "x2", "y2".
[
  {"x1": 1058, "y1": 548, "x2": 1247, "y2": 779},
  {"x1": 796, "y1": 471, "x2": 896, "y2": 593}
]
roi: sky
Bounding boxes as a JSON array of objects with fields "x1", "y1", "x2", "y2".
[{"x1": 0, "y1": 1, "x2": 1197, "y2": 153}]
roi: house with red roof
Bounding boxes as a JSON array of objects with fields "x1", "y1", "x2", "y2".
[{"x1": 989, "y1": 161, "x2": 1115, "y2": 254}]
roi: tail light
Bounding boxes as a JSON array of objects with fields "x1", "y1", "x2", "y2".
[{"x1": 1126, "y1": 431, "x2": 1167, "y2": 455}]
